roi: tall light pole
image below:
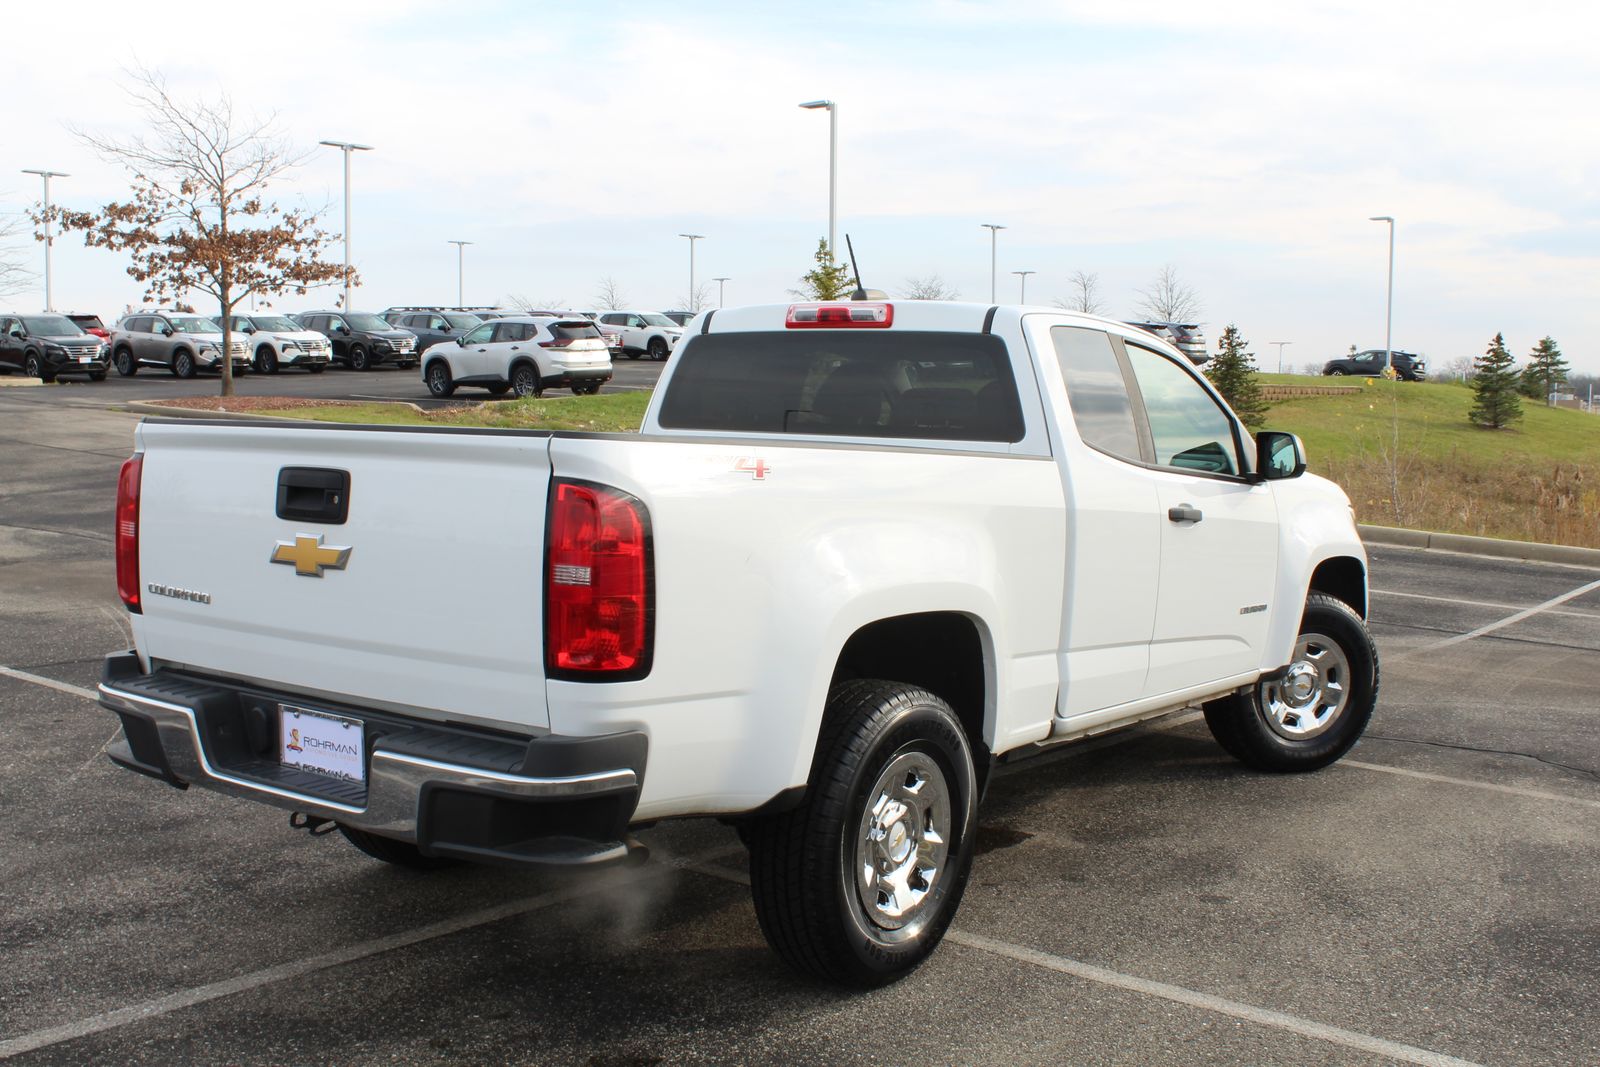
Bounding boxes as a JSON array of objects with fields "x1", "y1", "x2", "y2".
[
  {"x1": 1270, "y1": 341, "x2": 1293, "y2": 374},
  {"x1": 447, "y1": 240, "x2": 472, "y2": 306},
  {"x1": 798, "y1": 100, "x2": 837, "y2": 261},
  {"x1": 22, "y1": 169, "x2": 68, "y2": 312},
  {"x1": 1012, "y1": 270, "x2": 1035, "y2": 304},
  {"x1": 678, "y1": 233, "x2": 705, "y2": 310},
  {"x1": 320, "y1": 140, "x2": 373, "y2": 310},
  {"x1": 713, "y1": 277, "x2": 730, "y2": 307},
  {"x1": 1369, "y1": 215, "x2": 1395, "y2": 374},
  {"x1": 981, "y1": 224, "x2": 1006, "y2": 302}
]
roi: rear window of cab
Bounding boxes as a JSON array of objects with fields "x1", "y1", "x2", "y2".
[{"x1": 657, "y1": 331, "x2": 1025, "y2": 442}]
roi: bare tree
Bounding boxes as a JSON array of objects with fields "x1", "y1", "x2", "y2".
[
  {"x1": 900, "y1": 274, "x2": 960, "y2": 300},
  {"x1": 676, "y1": 283, "x2": 711, "y2": 313},
  {"x1": 594, "y1": 276, "x2": 628, "y2": 310},
  {"x1": 0, "y1": 210, "x2": 34, "y2": 298},
  {"x1": 1054, "y1": 270, "x2": 1104, "y2": 315},
  {"x1": 503, "y1": 294, "x2": 567, "y2": 312},
  {"x1": 1135, "y1": 264, "x2": 1202, "y2": 323},
  {"x1": 43, "y1": 68, "x2": 345, "y2": 395}
]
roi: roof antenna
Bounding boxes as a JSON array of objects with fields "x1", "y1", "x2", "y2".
[{"x1": 844, "y1": 234, "x2": 869, "y2": 300}]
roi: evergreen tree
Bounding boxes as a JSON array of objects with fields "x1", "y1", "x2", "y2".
[
  {"x1": 1204, "y1": 324, "x2": 1268, "y2": 429},
  {"x1": 794, "y1": 239, "x2": 853, "y2": 300},
  {"x1": 1518, "y1": 335, "x2": 1569, "y2": 400},
  {"x1": 1469, "y1": 332, "x2": 1523, "y2": 429}
]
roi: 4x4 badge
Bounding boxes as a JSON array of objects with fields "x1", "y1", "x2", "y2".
[{"x1": 271, "y1": 534, "x2": 352, "y2": 578}]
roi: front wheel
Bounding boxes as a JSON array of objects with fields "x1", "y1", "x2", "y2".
[
  {"x1": 255, "y1": 347, "x2": 279, "y2": 374},
  {"x1": 747, "y1": 680, "x2": 978, "y2": 987},
  {"x1": 647, "y1": 337, "x2": 669, "y2": 362},
  {"x1": 348, "y1": 345, "x2": 371, "y2": 372},
  {"x1": 114, "y1": 348, "x2": 138, "y2": 377},
  {"x1": 172, "y1": 350, "x2": 196, "y2": 379},
  {"x1": 1203, "y1": 593, "x2": 1378, "y2": 772},
  {"x1": 424, "y1": 361, "x2": 455, "y2": 397},
  {"x1": 1328, "y1": 369, "x2": 1346, "y2": 377},
  {"x1": 337, "y1": 825, "x2": 460, "y2": 871},
  {"x1": 25, "y1": 354, "x2": 52, "y2": 382}
]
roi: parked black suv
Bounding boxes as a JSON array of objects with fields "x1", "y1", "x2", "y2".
[
  {"x1": 0, "y1": 313, "x2": 110, "y2": 381},
  {"x1": 293, "y1": 311, "x2": 419, "y2": 370},
  {"x1": 1322, "y1": 349, "x2": 1426, "y2": 381},
  {"x1": 383, "y1": 307, "x2": 489, "y2": 355}
]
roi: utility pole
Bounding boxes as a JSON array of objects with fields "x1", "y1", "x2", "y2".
[
  {"x1": 1369, "y1": 216, "x2": 1395, "y2": 374},
  {"x1": 678, "y1": 233, "x2": 705, "y2": 310},
  {"x1": 320, "y1": 140, "x2": 374, "y2": 309},
  {"x1": 1270, "y1": 341, "x2": 1292, "y2": 374},
  {"x1": 1012, "y1": 270, "x2": 1035, "y2": 304},
  {"x1": 713, "y1": 277, "x2": 730, "y2": 307},
  {"x1": 981, "y1": 224, "x2": 1006, "y2": 302},
  {"x1": 798, "y1": 100, "x2": 837, "y2": 261},
  {"x1": 21, "y1": 168, "x2": 68, "y2": 312},
  {"x1": 447, "y1": 240, "x2": 472, "y2": 306}
]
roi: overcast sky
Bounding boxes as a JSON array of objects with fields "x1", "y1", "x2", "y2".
[{"x1": 4, "y1": 0, "x2": 1597, "y2": 374}]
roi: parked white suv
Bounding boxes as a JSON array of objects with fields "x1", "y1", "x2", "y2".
[
  {"x1": 422, "y1": 315, "x2": 613, "y2": 398},
  {"x1": 595, "y1": 310, "x2": 683, "y2": 361},
  {"x1": 229, "y1": 314, "x2": 332, "y2": 374}
]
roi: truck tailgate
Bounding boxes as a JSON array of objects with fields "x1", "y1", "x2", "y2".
[{"x1": 131, "y1": 421, "x2": 553, "y2": 733}]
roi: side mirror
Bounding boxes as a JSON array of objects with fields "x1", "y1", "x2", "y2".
[
  {"x1": 456, "y1": 336, "x2": 467, "y2": 346},
  {"x1": 1254, "y1": 431, "x2": 1306, "y2": 481}
]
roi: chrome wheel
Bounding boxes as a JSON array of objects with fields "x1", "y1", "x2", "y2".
[
  {"x1": 853, "y1": 750, "x2": 951, "y2": 933},
  {"x1": 1259, "y1": 632, "x2": 1350, "y2": 741}
]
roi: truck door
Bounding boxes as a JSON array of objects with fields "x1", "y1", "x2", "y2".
[
  {"x1": 1120, "y1": 342, "x2": 1278, "y2": 697},
  {"x1": 1038, "y1": 324, "x2": 1161, "y2": 717}
]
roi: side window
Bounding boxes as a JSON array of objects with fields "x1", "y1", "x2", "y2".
[
  {"x1": 428, "y1": 316, "x2": 448, "y2": 330},
  {"x1": 463, "y1": 323, "x2": 495, "y2": 345},
  {"x1": 600, "y1": 314, "x2": 621, "y2": 326},
  {"x1": 1123, "y1": 345, "x2": 1241, "y2": 476},
  {"x1": 1052, "y1": 326, "x2": 1141, "y2": 462},
  {"x1": 493, "y1": 322, "x2": 532, "y2": 343},
  {"x1": 1355, "y1": 352, "x2": 1377, "y2": 364},
  {"x1": 2, "y1": 318, "x2": 18, "y2": 337}
]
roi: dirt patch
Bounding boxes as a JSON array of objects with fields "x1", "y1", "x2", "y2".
[{"x1": 148, "y1": 396, "x2": 394, "y2": 412}]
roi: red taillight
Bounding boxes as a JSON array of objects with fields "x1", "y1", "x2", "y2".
[
  {"x1": 545, "y1": 480, "x2": 651, "y2": 678},
  {"x1": 786, "y1": 302, "x2": 894, "y2": 328},
  {"x1": 116, "y1": 454, "x2": 143, "y2": 614},
  {"x1": 538, "y1": 338, "x2": 573, "y2": 349}
]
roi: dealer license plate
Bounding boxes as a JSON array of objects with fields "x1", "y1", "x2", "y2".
[{"x1": 279, "y1": 704, "x2": 365, "y2": 783}]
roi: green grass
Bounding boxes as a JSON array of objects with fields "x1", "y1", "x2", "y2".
[
  {"x1": 257, "y1": 391, "x2": 652, "y2": 433},
  {"x1": 1255, "y1": 375, "x2": 1600, "y2": 547}
]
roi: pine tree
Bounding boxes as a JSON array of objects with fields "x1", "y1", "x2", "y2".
[
  {"x1": 1469, "y1": 332, "x2": 1523, "y2": 429},
  {"x1": 795, "y1": 239, "x2": 853, "y2": 300},
  {"x1": 1518, "y1": 335, "x2": 1569, "y2": 400},
  {"x1": 1204, "y1": 324, "x2": 1268, "y2": 429}
]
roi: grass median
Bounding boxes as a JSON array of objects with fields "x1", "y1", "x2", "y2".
[{"x1": 205, "y1": 390, "x2": 653, "y2": 433}]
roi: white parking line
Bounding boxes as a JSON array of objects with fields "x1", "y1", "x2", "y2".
[
  {"x1": 0, "y1": 665, "x2": 96, "y2": 700},
  {"x1": 1343, "y1": 760, "x2": 1600, "y2": 809},
  {"x1": 1372, "y1": 587, "x2": 1600, "y2": 621},
  {"x1": 0, "y1": 844, "x2": 742, "y2": 1060},
  {"x1": 679, "y1": 860, "x2": 1480, "y2": 1067},
  {"x1": 1413, "y1": 576, "x2": 1600, "y2": 652}
]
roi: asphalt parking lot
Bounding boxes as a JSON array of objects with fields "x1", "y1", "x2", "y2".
[{"x1": 2, "y1": 389, "x2": 1597, "y2": 1065}]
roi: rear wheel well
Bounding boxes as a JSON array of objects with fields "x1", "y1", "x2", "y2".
[
  {"x1": 830, "y1": 613, "x2": 989, "y2": 764},
  {"x1": 1308, "y1": 556, "x2": 1367, "y2": 618}
]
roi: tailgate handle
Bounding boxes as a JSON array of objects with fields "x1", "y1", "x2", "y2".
[{"x1": 277, "y1": 467, "x2": 350, "y2": 525}]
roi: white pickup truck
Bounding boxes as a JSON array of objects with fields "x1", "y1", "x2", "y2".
[{"x1": 99, "y1": 300, "x2": 1377, "y2": 986}]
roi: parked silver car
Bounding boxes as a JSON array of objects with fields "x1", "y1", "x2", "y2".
[{"x1": 110, "y1": 310, "x2": 250, "y2": 378}]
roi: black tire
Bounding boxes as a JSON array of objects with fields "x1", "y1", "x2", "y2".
[
  {"x1": 348, "y1": 345, "x2": 371, "y2": 372},
  {"x1": 511, "y1": 363, "x2": 543, "y2": 398},
  {"x1": 626, "y1": 349, "x2": 641, "y2": 360},
  {"x1": 486, "y1": 382, "x2": 511, "y2": 396},
  {"x1": 573, "y1": 381, "x2": 602, "y2": 396},
  {"x1": 747, "y1": 679, "x2": 978, "y2": 987},
  {"x1": 1203, "y1": 593, "x2": 1378, "y2": 772},
  {"x1": 25, "y1": 353, "x2": 52, "y2": 382},
  {"x1": 89, "y1": 371, "x2": 106, "y2": 382},
  {"x1": 425, "y1": 361, "x2": 455, "y2": 397},
  {"x1": 647, "y1": 337, "x2": 669, "y2": 362},
  {"x1": 307, "y1": 363, "x2": 326, "y2": 374},
  {"x1": 114, "y1": 347, "x2": 138, "y2": 377},
  {"x1": 172, "y1": 350, "x2": 196, "y2": 379},
  {"x1": 255, "y1": 347, "x2": 279, "y2": 374},
  {"x1": 337, "y1": 825, "x2": 460, "y2": 871},
  {"x1": 1329, "y1": 369, "x2": 1346, "y2": 377}
]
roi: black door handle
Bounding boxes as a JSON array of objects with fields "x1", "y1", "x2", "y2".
[{"x1": 1168, "y1": 504, "x2": 1203, "y2": 524}]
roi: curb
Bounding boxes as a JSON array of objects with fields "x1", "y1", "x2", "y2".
[
  {"x1": 1359, "y1": 524, "x2": 1600, "y2": 569},
  {"x1": 122, "y1": 400, "x2": 428, "y2": 421}
]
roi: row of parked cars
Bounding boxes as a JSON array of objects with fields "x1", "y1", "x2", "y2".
[{"x1": 0, "y1": 305, "x2": 695, "y2": 390}]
